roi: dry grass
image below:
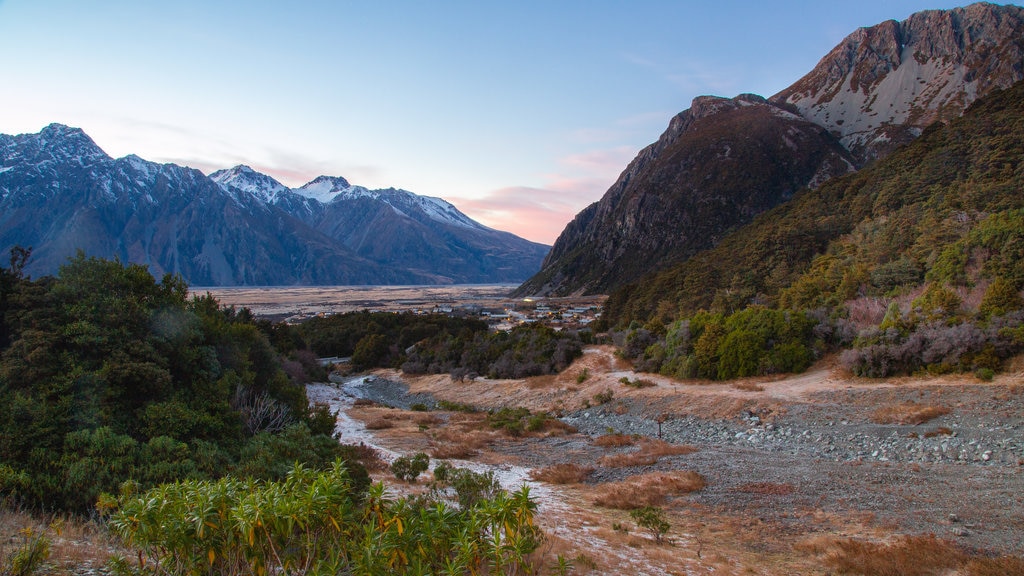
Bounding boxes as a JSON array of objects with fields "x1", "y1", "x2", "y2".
[
  {"x1": 734, "y1": 482, "x2": 796, "y2": 496},
  {"x1": 732, "y1": 381, "x2": 764, "y2": 392},
  {"x1": 592, "y1": 471, "x2": 706, "y2": 509},
  {"x1": 871, "y1": 402, "x2": 950, "y2": 425},
  {"x1": 529, "y1": 463, "x2": 594, "y2": 485},
  {"x1": 365, "y1": 417, "x2": 395, "y2": 430},
  {"x1": 815, "y1": 534, "x2": 1024, "y2": 576},
  {"x1": 593, "y1": 433, "x2": 636, "y2": 447},
  {"x1": 0, "y1": 508, "x2": 119, "y2": 572},
  {"x1": 344, "y1": 443, "x2": 390, "y2": 472},
  {"x1": 598, "y1": 439, "x2": 697, "y2": 468},
  {"x1": 429, "y1": 442, "x2": 478, "y2": 459}
]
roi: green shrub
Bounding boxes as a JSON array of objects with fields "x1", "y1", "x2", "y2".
[
  {"x1": 391, "y1": 452, "x2": 430, "y2": 482},
  {"x1": 630, "y1": 506, "x2": 670, "y2": 543}
]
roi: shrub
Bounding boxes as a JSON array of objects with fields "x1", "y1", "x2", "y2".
[
  {"x1": 391, "y1": 452, "x2": 430, "y2": 482},
  {"x1": 630, "y1": 506, "x2": 670, "y2": 543},
  {"x1": 593, "y1": 389, "x2": 614, "y2": 405}
]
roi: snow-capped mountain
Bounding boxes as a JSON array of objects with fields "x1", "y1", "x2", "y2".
[
  {"x1": 208, "y1": 164, "x2": 546, "y2": 283},
  {"x1": 0, "y1": 125, "x2": 549, "y2": 285}
]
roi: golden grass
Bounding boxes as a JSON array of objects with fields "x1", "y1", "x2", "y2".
[
  {"x1": 592, "y1": 471, "x2": 706, "y2": 509},
  {"x1": 598, "y1": 439, "x2": 697, "y2": 468},
  {"x1": 734, "y1": 482, "x2": 795, "y2": 496},
  {"x1": 529, "y1": 463, "x2": 594, "y2": 484},
  {"x1": 816, "y1": 534, "x2": 1024, "y2": 576},
  {"x1": 364, "y1": 417, "x2": 395, "y2": 430},
  {"x1": 593, "y1": 433, "x2": 636, "y2": 447},
  {"x1": 871, "y1": 402, "x2": 950, "y2": 425},
  {"x1": 732, "y1": 381, "x2": 764, "y2": 392},
  {"x1": 429, "y1": 442, "x2": 477, "y2": 459},
  {"x1": 0, "y1": 508, "x2": 119, "y2": 572}
]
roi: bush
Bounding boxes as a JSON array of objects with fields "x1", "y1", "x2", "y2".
[
  {"x1": 630, "y1": 506, "x2": 670, "y2": 543},
  {"x1": 391, "y1": 452, "x2": 430, "y2": 482}
]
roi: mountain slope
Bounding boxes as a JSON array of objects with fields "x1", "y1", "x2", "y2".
[
  {"x1": 603, "y1": 77, "x2": 1024, "y2": 327},
  {"x1": 517, "y1": 2, "x2": 1024, "y2": 298},
  {"x1": 515, "y1": 94, "x2": 856, "y2": 296},
  {"x1": 1, "y1": 126, "x2": 547, "y2": 285}
]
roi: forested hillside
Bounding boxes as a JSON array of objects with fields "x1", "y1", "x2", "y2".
[
  {"x1": 0, "y1": 252, "x2": 357, "y2": 511},
  {"x1": 606, "y1": 79, "x2": 1024, "y2": 380}
]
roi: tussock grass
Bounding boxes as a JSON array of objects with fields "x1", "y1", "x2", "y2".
[
  {"x1": 816, "y1": 534, "x2": 1024, "y2": 576},
  {"x1": 529, "y1": 463, "x2": 594, "y2": 485},
  {"x1": 365, "y1": 417, "x2": 395, "y2": 430},
  {"x1": 734, "y1": 482, "x2": 795, "y2": 496},
  {"x1": 598, "y1": 439, "x2": 697, "y2": 468},
  {"x1": 429, "y1": 443, "x2": 477, "y2": 459},
  {"x1": 871, "y1": 402, "x2": 950, "y2": 425},
  {"x1": 593, "y1": 433, "x2": 636, "y2": 447},
  {"x1": 592, "y1": 471, "x2": 706, "y2": 509}
]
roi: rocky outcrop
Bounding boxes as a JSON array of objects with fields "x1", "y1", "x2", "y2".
[{"x1": 773, "y1": 2, "x2": 1024, "y2": 163}]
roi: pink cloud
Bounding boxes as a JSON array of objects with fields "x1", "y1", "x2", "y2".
[{"x1": 450, "y1": 145, "x2": 641, "y2": 244}]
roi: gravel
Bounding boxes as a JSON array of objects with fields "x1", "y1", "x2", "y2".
[{"x1": 333, "y1": 373, "x2": 1024, "y2": 555}]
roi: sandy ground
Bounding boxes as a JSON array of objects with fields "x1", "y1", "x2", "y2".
[{"x1": 312, "y1": 347, "x2": 1024, "y2": 575}]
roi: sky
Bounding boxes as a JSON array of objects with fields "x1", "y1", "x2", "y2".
[{"x1": 0, "y1": 0, "x2": 1009, "y2": 244}]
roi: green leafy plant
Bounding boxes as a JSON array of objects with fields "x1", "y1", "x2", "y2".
[
  {"x1": 391, "y1": 452, "x2": 430, "y2": 482},
  {"x1": 630, "y1": 506, "x2": 670, "y2": 543}
]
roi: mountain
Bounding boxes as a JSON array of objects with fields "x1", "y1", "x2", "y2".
[
  {"x1": 516, "y1": 2, "x2": 1024, "y2": 298},
  {"x1": 210, "y1": 166, "x2": 549, "y2": 284},
  {"x1": 772, "y1": 2, "x2": 1024, "y2": 164},
  {"x1": 0, "y1": 125, "x2": 548, "y2": 285},
  {"x1": 603, "y1": 74, "x2": 1024, "y2": 327}
]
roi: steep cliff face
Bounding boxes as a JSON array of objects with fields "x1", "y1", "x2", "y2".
[
  {"x1": 515, "y1": 95, "x2": 855, "y2": 296},
  {"x1": 517, "y1": 2, "x2": 1024, "y2": 297},
  {"x1": 772, "y1": 2, "x2": 1024, "y2": 163}
]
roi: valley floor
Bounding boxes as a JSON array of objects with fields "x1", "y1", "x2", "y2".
[{"x1": 319, "y1": 347, "x2": 1024, "y2": 575}]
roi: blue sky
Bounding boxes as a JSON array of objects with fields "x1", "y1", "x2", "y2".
[{"x1": 0, "y1": 1, "x2": 1006, "y2": 243}]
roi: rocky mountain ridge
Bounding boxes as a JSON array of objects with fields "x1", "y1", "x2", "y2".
[
  {"x1": 0, "y1": 124, "x2": 548, "y2": 285},
  {"x1": 516, "y1": 2, "x2": 1024, "y2": 297}
]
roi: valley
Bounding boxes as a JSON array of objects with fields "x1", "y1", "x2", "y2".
[{"x1": 317, "y1": 348, "x2": 1024, "y2": 574}]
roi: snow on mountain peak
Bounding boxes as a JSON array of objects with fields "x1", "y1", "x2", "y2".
[
  {"x1": 295, "y1": 175, "x2": 353, "y2": 203},
  {"x1": 210, "y1": 164, "x2": 289, "y2": 204}
]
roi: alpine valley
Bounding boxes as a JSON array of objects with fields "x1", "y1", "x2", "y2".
[{"x1": 0, "y1": 128, "x2": 549, "y2": 286}]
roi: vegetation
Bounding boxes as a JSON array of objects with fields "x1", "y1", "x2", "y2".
[
  {"x1": 390, "y1": 452, "x2": 430, "y2": 482},
  {"x1": 0, "y1": 252, "x2": 364, "y2": 513},
  {"x1": 602, "y1": 80, "x2": 1024, "y2": 380},
  {"x1": 298, "y1": 310, "x2": 585, "y2": 378},
  {"x1": 629, "y1": 506, "x2": 670, "y2": 543},
  {"x1": 103, "y1": 461, "x2": 543, "y2": 576}
]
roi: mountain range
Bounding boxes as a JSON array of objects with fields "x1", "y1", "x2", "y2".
[
  {"x1": 0, "y1": 128, "x2": 548, "y2": 285},
  {"x1": 516, "y1": 2, "x2": 1024, "y2": 297}
]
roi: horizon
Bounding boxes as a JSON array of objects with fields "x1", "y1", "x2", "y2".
[{"x1": 0, "y1": 0, "x2": 1014, "y2": 244}]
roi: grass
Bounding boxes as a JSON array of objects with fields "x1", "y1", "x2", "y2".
[
  {"x1": 592, "y1": 471, "x2": 706, "y2": 509},
  {"x1": 808, "y1": 534, "x2": 1024, "y2": 576},
  {"x1": 598, "y1": 439, "x2": 697, "y2": 468},
  {"x1": 0, "y1": 508, "x2": 119, "y2": 574},
  {"x1": 734, "y1": 482, "x2": 795, "y2": 496},
  {"x1": 530, "y1": 463, "x2": 594, "y2": 485},
  {"x1": 871, "y1": 402, "x2": 950, "y2": 425},
  {"x1": 593, "y1": 433, "x2": 636, "y2": 447}
]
